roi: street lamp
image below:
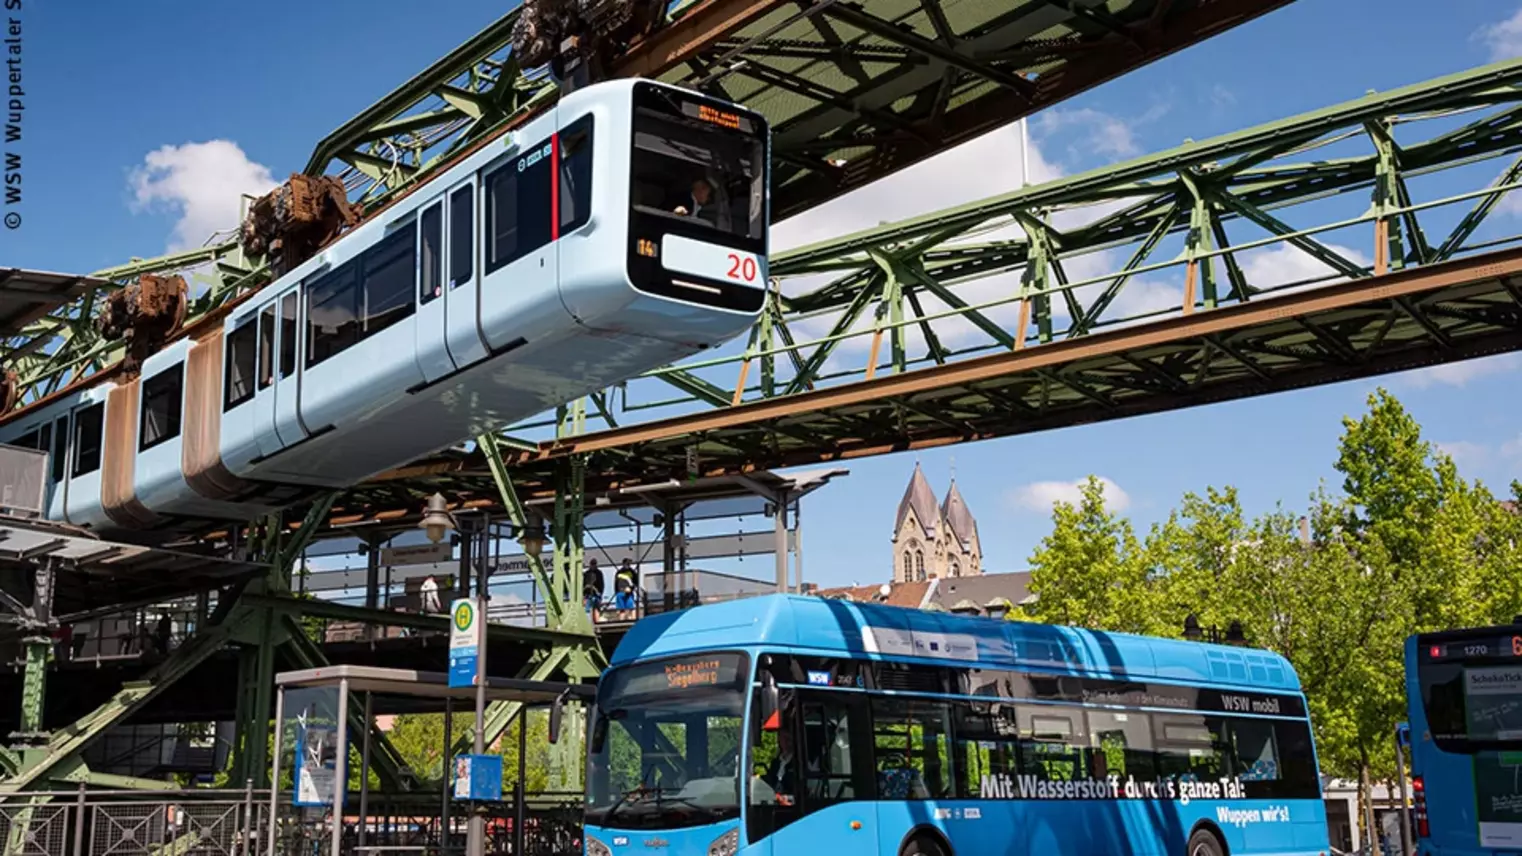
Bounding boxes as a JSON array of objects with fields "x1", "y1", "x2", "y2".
[
  {"x1": 421, "y1": 493, "x2": 456, "y2": 544},
  {"x1": 1183, "y1": 613, "x2": 1247, "y2": 646},
  {"x1": 518, "y1": 515, "x2": 546, "y2": 559}
]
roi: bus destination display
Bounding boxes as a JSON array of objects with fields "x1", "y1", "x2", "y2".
[{"x1": 1425, "y1": 634, "x2": 1522, "y2": 662}]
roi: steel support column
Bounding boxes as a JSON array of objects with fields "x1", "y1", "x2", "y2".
[{"x1": 14, "y1": 560, "x2": 54, "y2": 743}]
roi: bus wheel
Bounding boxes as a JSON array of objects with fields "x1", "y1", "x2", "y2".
[
  {"x1": 903, "y1": 835, "x2": 947, "y2": 856},
  {"x1": 1186, "y1": 829, "x2": 1224, "y2": 856}
]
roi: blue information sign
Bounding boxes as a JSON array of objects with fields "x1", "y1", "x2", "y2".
[
  {"x1": 448, "y1": 598, "x2": 483, "y2": 688},
  {"x1": 452, "y1": 754, "x2": 503, "y2": 802}
]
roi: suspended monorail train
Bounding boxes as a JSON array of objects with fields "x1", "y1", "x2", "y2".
[{"x1": 0, "y1": 79, "x2": 770, "y2": 534}]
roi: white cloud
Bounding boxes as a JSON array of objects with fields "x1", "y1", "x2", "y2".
[
  {"x1": 1007, "y1": 476, "x2": 1131, "y2": 514},
  {"x1": 1400, "y1": 353, "x2": 1522, "y2": 389},
  {"x1": 772, "y1": 111, "x2": 1177, "y2": 372},
  {"x1": 1435, "y1": 440, "x2": 1492, "y2": 470},
  {"x1": 1237, "y1": 241, "x2": 1372, "y2": 295},
  {"x1": 1035, "y1": 107, "x2": 1145, "y2": 160},
  {"x1": 1476, "y1": 8, "x2": 1522, "y2": 62},
  {"x1": 129, "y1": 140, "x2": 278, "y2": 252},
  {"x1": 1501, "y1": 433, "x2": 1522, "y2": 459}
]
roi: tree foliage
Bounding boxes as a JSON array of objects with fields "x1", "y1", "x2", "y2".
[{"x1": 1022, "y1": 388, "x2": 1522, "y2": 798}]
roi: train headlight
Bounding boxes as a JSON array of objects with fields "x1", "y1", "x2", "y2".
[{"x1": 586, "y1": 835, "x2": 612, "y2": 856}]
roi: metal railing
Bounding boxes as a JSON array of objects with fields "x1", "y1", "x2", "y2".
[
  {"x1": 0, "y1": 786, "x2": 584, "y2": 856},
  {"x1": 0, "y1": 784, "x2": 265, "y2": 856}
]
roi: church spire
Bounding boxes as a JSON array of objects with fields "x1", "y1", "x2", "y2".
[{"x1": 895, "y1": 461, "x2": 940, "y2": 539}]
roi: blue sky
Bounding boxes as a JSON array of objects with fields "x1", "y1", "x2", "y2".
[{"x1": 4, "y1": 0, "x2": 1522, "y2": 591}]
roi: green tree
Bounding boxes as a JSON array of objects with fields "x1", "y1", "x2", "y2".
[
  {"x1": 1018, "y1": 388, "x2": 1522, "y2": 856},
  {"x1": 1024, "y1": 476, "x2": 1165, "y2": 635}
]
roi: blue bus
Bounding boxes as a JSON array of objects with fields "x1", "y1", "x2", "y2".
[
  {"x1": 577, "y1": 594, "x2": 1330, "y2": 856},
  {"x1": 1404, "y1": 621, "x2": 1522, "y2": 855}
]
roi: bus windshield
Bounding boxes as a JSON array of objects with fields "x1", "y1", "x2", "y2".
[
  {"x1": 629, "y1": 85, "x2": 766, "y2": 243},
  {"x1": 1415, "y1": 629, "x2": 1522, "y2": 751},
  {"x1": 585, "y1": 652, "x2": 749, "y2": 831}
]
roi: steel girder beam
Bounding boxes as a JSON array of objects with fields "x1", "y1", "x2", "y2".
[{"x1": 497, "y1": 247, "x2": 1522, "y2": 475}]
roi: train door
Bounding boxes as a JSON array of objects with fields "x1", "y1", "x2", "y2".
[
  {"x1": 414, "y1": 194, "x2": 455, "y2": 383},
  {"x1": 443, "y1": 178, "x2": 488, "y2": 368},
  {"x1": 47, "y1": 412, "x2": 70, "y2": 519},
  {"x1": 250, "y1": 301, "x2": 282, "y2": 459},
  {"x1": 478, "y1": 131, "x2": 559, "y2": 352},
  {"x1": 272, "y1": 287, "x2": 308, "y2": 446}
]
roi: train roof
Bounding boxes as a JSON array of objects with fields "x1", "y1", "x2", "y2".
[{"x1": 610, "y1": 594, "x2": 1302, "y2": 693}]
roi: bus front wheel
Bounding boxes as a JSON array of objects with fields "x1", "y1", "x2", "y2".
[
  {"x1": 1187, "y1": 829, "x2": 1225, "y2": 856},
  {"x1": 902, "y1": 835, "x2": 948, "y2": 856}
]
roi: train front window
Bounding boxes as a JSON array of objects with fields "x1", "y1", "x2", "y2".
[
  {"x1": 586, "y1": 653, "x2": 748, "y2": 831},
  {"x1": 630, "y1": 87, "x2": 765, "y2": 242}
]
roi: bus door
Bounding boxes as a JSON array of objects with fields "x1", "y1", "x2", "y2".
[
  {"x1": 442, "y1": 178, "x2": 487, "y2": 369},
  {"x1": 753, "y1": 690, "x2": 878, "y2": 855},
  {"x1": 271, "y1": 287, "x2": 308, "y2": 447},
  {"x1": 413, "y1": 194, "x2": 454, "y2": 383}
]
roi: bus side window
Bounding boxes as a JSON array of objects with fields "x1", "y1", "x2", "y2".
[
  {"x1": 951, "y1": 700, "x2": 1020, "y2": 799},
  {"x1": 870, "y1": 697, "x2": 953, "y2": 800},
  {"x1": 1087, "y1": 708, "x2": 1156, "y2": 780},
  {"x1": 1015, "y1": 705, "x2": 1090, "y2": 782}
]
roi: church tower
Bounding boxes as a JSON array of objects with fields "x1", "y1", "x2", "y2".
[{"x1": 891, "y1": 463, "x2": 982, "y2": 582}]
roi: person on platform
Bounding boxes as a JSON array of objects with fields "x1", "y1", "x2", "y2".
[
  {"x1": 584, "y1": 558, "x2": 605, "y2": 622},
  {"x1": 420, "y1": 574, "x2": 441, "y2": 614},
  {"x1": 614, "y1": 559, "x2": 639, "y2": 621}
]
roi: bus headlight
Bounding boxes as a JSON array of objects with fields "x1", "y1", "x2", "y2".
[
  {"x1": 586, "y1": 835, "x2": 612, "y2": 856},
  {"x1": 707, "y1": 828, "x2": 739, "y2": 856}
]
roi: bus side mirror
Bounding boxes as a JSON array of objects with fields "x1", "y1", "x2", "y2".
[
  {"x1": 760, "y1": 673, "x2": 780, "y2": 731},
  {"x1": 548, "y1": 690, "x2": 570, "y2": 744}
]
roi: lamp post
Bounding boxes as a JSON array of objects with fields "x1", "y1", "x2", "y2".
[
  {"x1": 424, "y1": 495, "x2": 491, "y2": 856},
  {"x1": 1182, "y1": 613, "x2": 1247, "y2": 646}
]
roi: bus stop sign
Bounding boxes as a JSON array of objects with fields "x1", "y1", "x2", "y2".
[{"x1": 449, "y1": 598, "x2": 483, "y2": 688}]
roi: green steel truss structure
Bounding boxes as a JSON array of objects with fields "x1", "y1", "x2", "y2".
[
  {"x1": 2, "y1": 0, "x2": 1288, "y2": 413},
  {"x1": 446, "y1": 55, "x2": 1522, "y2": 490}
]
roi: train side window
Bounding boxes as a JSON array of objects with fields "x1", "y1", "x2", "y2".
[
  {"x1": 140, "y1": 365, "x2": 183, "y2": 451},
  {"x1": 49, "y1": 417, "x2": 67, "y2": 480},
  {"x1": 306, "y1": 261, "x2": 358, "y2": 367},
  {"x1": 258, "y1": 305, "x2": 275, "y2": 390},
  {"x1": 449, "y1": 185, "x2": 472, "y2": 287},
  {"x1": 559, "y1": 116, "x2": 594, "y2": 233},
  {"x1": 51, "y1": 416, "x2": 68, "y2": 482},
  {"x1": 360, "y1": 227, "x2": 416, "y2": 336},
  {"x1": 72, "y1": 403, "x2": 104, "y2": 477},
  {"x1": 420, "y1": 203, "x2": 443, "y2": 304},
  {"x1": 484, "y1": 135, "x2": 554, "y2": 275},
  {"x1": 225, "y1": 319, "x2": 257, "y2": 409},
  {"x1": 279, "y1": 291, "x2": 298, "y2": 379}
]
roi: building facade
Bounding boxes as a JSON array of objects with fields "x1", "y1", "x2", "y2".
[{"x1": 891, "y1": 463, "x2": 982, "y2": 582}]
